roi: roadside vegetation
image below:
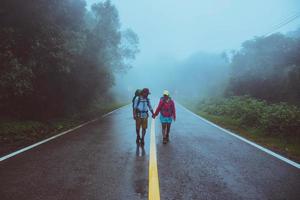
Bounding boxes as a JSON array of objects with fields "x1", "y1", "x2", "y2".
[
  {"x1": 191, "y1": 96, "x2": 300, "y2": 162},
  {"x1": 0, "y1": 102, "x2": 124, "y2": 155},
  {"x1": 0, "y1": 0, "x2": 138, "y2": 154},
  {"x1": 180, "y1": 28, "x2": 300, "y2": 162}
]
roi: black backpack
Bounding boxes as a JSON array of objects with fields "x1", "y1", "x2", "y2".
[
  {"x1": 132, "y1": 95, "x2": 138, "y2": 109},
  {"x1": 132, "y1": 89, "x2": 141, "y2": 109}
]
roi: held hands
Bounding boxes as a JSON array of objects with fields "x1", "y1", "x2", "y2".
[{"x1": 151, "y1": 110, "x2": 156, "y2": 119}]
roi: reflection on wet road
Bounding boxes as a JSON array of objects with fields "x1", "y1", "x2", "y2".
[
  {"x1": 134, "y1": 145, "x2": 147, "y2": 198},
  {"x1": 156, "y1": 104, "x2": 300, "y2": 200},
  {"x1": 0, "y1": 105, "x2": 300, "y2": 200},
  {"x1": 0, "y1": 106, "x2": 149, "y2": 200}
]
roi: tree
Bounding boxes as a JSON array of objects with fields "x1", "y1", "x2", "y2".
[
  {"x1": 227, "y1": 33, "x2": 300, "y2": 104},
  {"x1": 0, "y1": 0, "x2": 139, "y2": 119}
]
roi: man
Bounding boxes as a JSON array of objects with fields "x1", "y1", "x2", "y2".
[
  {"x1": 153, "y1": 90, "x2": 176, "y2": 144},
  {"x1": 133, "y1": 88, "x2": 154, "y2": 146}
]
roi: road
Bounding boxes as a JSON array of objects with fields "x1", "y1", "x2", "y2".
[{"x1": 0, "y1": 104, "x2": 299, "y2": 200}]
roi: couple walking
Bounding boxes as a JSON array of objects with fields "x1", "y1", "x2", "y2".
[{"x1": 132, "y1": 88, "x2": 176, "y2": 145}]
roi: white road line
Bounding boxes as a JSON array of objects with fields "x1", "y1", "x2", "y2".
[
  {"x1": 102, "y1": 105, "x2": 126, "y2": 118},
  {"x1": 0, "y1": 105, "x2": 128, "y2": 162},
  {"x1": 178, "y1": 104, "x2": 300, "y2": 169}
]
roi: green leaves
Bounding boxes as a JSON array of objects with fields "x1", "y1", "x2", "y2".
[
  {"x1": 0, "y1": 58, "x2": 33, "y2": 97},
  {"x1": 227, "y1": 33, "x2": 300, "y2": 104},
  {"x1": 199, "y1": 96, "x2": 300, "y2": 136},
  {"x1": 261, "y1": 103, "x2": 300, "y2": 136},
  {"x1": 0, "y1": 0, "x2": 139, "y2": 119}
]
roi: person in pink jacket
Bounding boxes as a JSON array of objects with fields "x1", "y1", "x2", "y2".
[{"x1": 153, "y1": 90, "x2": 176, "y2": 144}]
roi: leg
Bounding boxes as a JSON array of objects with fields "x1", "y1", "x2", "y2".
[
  {"x1": 166, "y1": 123, "x2": 171, "y2": 142},
  {"x1": 136, "y1": 118, "x2": 141, "y2": 144},
  {"x1": 162, "y1": 123, "x2": 167, "y2": 144},
  {"x1": 136, "y1": 132, "x2": 140, "y2": 144},
  {"x1": 141, "y1": 118, "x2": 148, "y2": 146},
  {"x1": 161, "y1": 123, "x2": 167, "y2": 138},
  {"x1": 141, "y1": 129, "x2": 146, "y2": 146}
]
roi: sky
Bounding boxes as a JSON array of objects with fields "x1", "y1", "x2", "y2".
[
  {"x1": 86, "y1": 0, "x2": 300, "y2": 98},
  {"x1": 87, "y1": 0, "x2": 300, "y2": 60}
]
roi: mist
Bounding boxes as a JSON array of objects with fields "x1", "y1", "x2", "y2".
[
  {"x1": 85, "y1": 0, "x2": 300, "y2": 103},
  {"x1": 1, "y1": 0, "x2": 300, "y2": 195}
]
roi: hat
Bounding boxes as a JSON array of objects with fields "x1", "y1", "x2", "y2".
[
  {"x1": 142, "y1": 88, "x2": 151, "y2": 94},
  {"x1": 163, "y1": 90, "x2": 170, "y2": 96}
]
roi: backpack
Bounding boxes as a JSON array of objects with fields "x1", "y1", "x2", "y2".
[
  {"x1": 136, "y1": 97, "x2": 151, "y2": 112},
  {"x1": 132, "y1": 95, "x2": 138, "y2": 109},
  {"x1": 160, "y1": 97, "x2": 174, "y2": 117},
  {"x1": 132, "y1": 89, "x2": 141, "y2": 109},
  {"x1": 133, "y1": 97, "x2": 151, "y2": 117}
]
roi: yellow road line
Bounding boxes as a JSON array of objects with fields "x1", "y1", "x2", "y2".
[{"x1": 148, "y1": 118, "x2": 160, "y2": 200}]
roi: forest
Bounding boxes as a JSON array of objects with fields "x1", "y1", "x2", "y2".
[
  {"x1": 227, "y1": 32, "x2": 300, "y2": 105},
  {"x1": 0, "y1": 0, "x2": 138, "y2": 120},
  {"x1": 187, "y1": 29, "x2": 300, "y2": 160},
  {"x1": 171, "y1": 29, "x2": 300, "y2": 106}
]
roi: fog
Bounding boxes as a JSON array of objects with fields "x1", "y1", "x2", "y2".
[{"x1": 86, "y1": 0, "x2": 300, "y2": 102}]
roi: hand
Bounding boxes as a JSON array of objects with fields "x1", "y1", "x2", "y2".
[
  {"x1": 152, "y1": 114, "x2": 156, "y2": 119},
  {"x1": 133, "y1": 115, "x2": 137, "y2": 120}
]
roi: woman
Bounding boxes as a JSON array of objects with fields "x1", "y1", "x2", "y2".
[{"x1": 153, "y1": 90, "x2": 176, "y2": 144}]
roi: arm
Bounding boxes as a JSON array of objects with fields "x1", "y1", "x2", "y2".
[
  {"x1": 147, "y1": 99, "x2": 154, "y2": 115},
  {"x1": 172, "y1": 100, "x2": 176, "y2": 120},
  {"x1": 154, "y1": 100, "x2": 163, "y2": 116}
]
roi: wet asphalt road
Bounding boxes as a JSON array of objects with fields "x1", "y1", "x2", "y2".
[{"x1": 0, "y1": 104, "x2": 300, "y2": 200}]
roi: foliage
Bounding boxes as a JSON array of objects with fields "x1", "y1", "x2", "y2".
[
  {"x1": 226, "y1": 33, "x2": 300, "y2": 105},
  {"x1": 0, "y1": 101, "x2": 124, "y2": 144},
  {"x1": 199, "y1": 96, "x2": 300, "y2": 136},
  {"x1": 0, "y1": 0, "x2": 138, "y2": 119}
]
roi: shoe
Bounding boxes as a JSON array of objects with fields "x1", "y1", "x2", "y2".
[{"x1": 163, "y1": 138, "x2": 167, "y2": 144}]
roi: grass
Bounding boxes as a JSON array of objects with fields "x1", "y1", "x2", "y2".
[
  {"x1": 0, "y1": 102, "x2": 126, "y2": 155},
  {"x1": 196, "y1": 110, "x2": 300, "y2": 163}
]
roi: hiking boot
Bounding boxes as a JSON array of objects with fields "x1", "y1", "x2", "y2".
[{"x1": 163, "y1": 138, "x2": 167, "y2": 144}]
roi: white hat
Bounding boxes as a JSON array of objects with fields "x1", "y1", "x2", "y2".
[{"x1": 163, "y1": 90, "x2": 170, "y2": 96}]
